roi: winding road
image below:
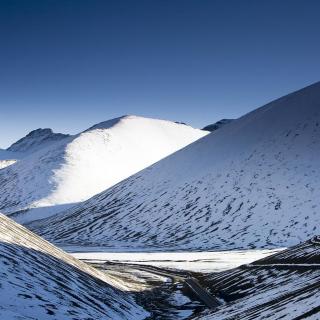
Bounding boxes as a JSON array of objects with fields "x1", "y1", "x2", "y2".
[{"x1": 101, "y1": 263, "x2": 222, "y2": 309}]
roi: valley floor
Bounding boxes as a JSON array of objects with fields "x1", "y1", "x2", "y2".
[
  {"x1": 63, "y1": 247, "x2": 284, "y2": 319},
  {"x1": 65, "y1": 247, "x2": 283, "y2": 273}
]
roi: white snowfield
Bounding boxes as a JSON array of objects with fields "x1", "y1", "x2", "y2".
[
  {"x1": 33, "y1": 82, "x2": 320, "y2": 250},
  {"x1": 0, "y1": 213, "x2": 148, "y2": 320},
  {"x1": 0, "y1": 115, "x2": 207, "y2": 223},
  {"x1": 68, "y1": 248, "x2": 282, "y2": 273}
]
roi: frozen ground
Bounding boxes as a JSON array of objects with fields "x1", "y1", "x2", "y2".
[
  {"x1": 66, "y1": 247, "x2": 283, "y2": 273},
  {"x1": 91, "y1": 261, "x2": 205, "y2": 319}
]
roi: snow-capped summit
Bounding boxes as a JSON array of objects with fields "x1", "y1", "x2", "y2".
[
  {"x1": 84, "y1": 115, "x2": 130, "y2": 131},
  {"x1": 33, "y1": 82, "x2": 320, "y2": 250},
  {"x1": 7, "y1": 128, "x2": 70, "y2": 154},
  {"x1": 0, "y1": 115, "x2": 207, "y2": 223}
]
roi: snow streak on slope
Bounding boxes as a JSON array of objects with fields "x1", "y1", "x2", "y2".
[
  {"x1": 196, "y1": 237, "x2": 320, "y2": 320},
  {"x1": 0, "y1": 159, "x2": 16, "y2": 169},
  {"x1": 0, "y1": 116, "x2": 207, "y2": 223},
  {"x1": 33, "y1": 82, "x2": 320, "y2": 250},
  {"x1": 0, "y1": 213, "x2": 147, "y2": 320},
  {"x1": 0, "y1": 150, "x2": 20, "y2": 169}
]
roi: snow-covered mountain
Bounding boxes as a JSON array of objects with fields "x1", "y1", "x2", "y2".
[
  {"x1": 32, "y1": 82, "x2": 320, "y2": 250},
  {"x1": 0, "y1": 213, "x2": 147, "y2": 320},
  {"x1": 0, "y1": 128, "x2": 69, "y2": 169},
  {"x1": 202, "y1": 119, "x2": 233, "y2": 132},
  {"x1": 7, "y1": 128, "x2": 70, "y2": 154},
  {"x1": 0, "y1": 115, "x2": 207, "y2": 223},
  {"x1": 197, "y1": 237, "x2": 320, "y2": 320}
]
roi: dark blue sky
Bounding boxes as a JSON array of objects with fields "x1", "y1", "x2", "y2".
[{"x1": 1, "y1": 0, "x2": 320, "y2": 147}]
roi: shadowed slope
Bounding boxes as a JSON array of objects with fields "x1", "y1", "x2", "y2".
[
  {"x1": 197, "y1": 237, "x2": 320, "y2": 319},
  {"x1": 0, "y1": 214, "x2": 148, "y2": 319}
]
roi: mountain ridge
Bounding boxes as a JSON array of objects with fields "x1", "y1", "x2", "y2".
[
  {"x1": 0, "y1": 115, "x2": 207, "y2": 223},
  {"x1": 7, "y1": 128, "x2": 70, "y2": 154}
]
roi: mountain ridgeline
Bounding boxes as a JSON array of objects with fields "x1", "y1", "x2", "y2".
[{"x1": 0, "y1": 116, "x2": 207, "y2": 223}]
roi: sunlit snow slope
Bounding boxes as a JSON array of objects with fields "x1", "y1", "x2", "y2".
[
  {"x1": 33, "y1": 82, "x2": 320, "y2": 250},
  {"x1": 0, "y1": 115, "x2": 207, "y2": 223},
  {"x1": 0, "y1": 213, "x2": 147, "y2": 320}
]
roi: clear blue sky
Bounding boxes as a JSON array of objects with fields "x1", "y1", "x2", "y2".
[{"x1": 1, "y1": 0, "x2": 320, "y2": 148}]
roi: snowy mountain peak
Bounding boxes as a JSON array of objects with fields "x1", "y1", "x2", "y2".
[
  {"x1": 24, "y1": 128, "x2": 54, "y2": 136},
  {"x1": 85, "y1": 114, "x2": 196, "y2": 132},
  {"x1": 84, "y1": 116, "x2": 128, "y2": 131},
  {"x1": 7, "y1": 128, "x2": 69, "y2": 154},
  {"x1": 0, "y1": 116, "x2": 207, "y2": 223}
]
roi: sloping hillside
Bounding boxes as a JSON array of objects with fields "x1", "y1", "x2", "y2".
[
  {"x1": 32, "y1": 82, "x2": 320, "y2": 250},
  {"x1": 0, "y1": 213, "x2": 147, "y2": 320},
  {"x1": 196, "y1": 237, "x2": 320, "y2": 320},
  {"x1": 0, "y1": 115, "x2": 207, "y2": 223}
]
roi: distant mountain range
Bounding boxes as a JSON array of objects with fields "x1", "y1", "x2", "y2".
[
  {"x1": 0, "y1": 115, "x2": 206, "y2": 223},
  {"x1": 31, "y1": 82, "x2": 320, "y2": 250}
]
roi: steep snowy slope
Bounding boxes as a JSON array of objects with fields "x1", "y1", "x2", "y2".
[
  {"x1": 33, "y1": 82, "x2": 320, "y2": 250},
  {"x1": 196, "y1": 237, "x2": 320, "y2": 320},
  {"x1": 0, "y1": 115, "x2": 207, "y2": 223},
  {"x1": 0, "y1": 213, "x2": 147, "y2": 320}
]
